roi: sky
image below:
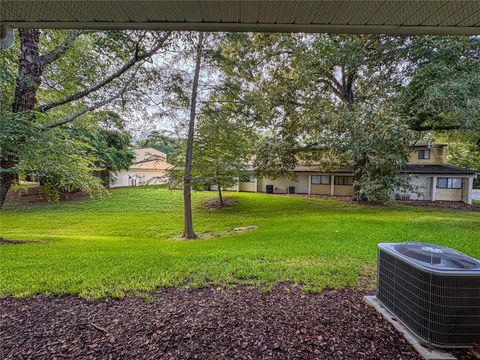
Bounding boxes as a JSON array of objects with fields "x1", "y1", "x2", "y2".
[{"x1": 119, "y1": 33, "x2": 224, "y2": 142}]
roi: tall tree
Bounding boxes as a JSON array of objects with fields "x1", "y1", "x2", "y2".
[
  {"x1": 189, "y1": 84, "x2": 255, "y2": 206},
  {"x1": 182, "y1": 32, "x2": 204, "y2": 239},
  {"x1": 0, "y1": 29, "x2": 171, "y2": 207},
  {"x1": 219, "y1": 33, "x2": 413, "y2": 202}
]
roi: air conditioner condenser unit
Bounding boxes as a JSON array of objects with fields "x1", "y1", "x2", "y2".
[{"x1": 377, "y1": 242, "x2": 480, "y2": 348}]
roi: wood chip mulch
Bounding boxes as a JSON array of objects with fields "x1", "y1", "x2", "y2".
[
  {"x1": 3, "y1": 285, "x2": 474, "y2": 359},
  {"x1": 203, "y1": 197, "x2": 237, "y2": 210},
  {"x1": 396, "y1": 199, "x2": 480, "y2": 212}
]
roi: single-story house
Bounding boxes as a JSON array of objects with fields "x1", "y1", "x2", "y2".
[
  {"x1": 230, "y1": 144, "x2": 477, "y2": 204},
  {"x1": 110, "y1": 148, "x2": 172, "y2": 188}
]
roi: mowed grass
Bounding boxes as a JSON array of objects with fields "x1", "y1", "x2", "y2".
[{"x1": 1, "y1": 187, "x2": 479, "y2": 299}]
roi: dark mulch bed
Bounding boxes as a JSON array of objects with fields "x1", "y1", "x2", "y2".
[
  {"x1": 5, "y1": 188, "x2": 87, "y2": 204},
  {"x1": 2, "y1": 285, "x2": 474, "y2": 360},
  {"x1": 203, "y1": 197, "x2": 237, "y2": 210},
  {"x1": 0, "y1": 238, "x2": 30, "y2": 245},
  {"x1": 277, "y1": 194, "x2": 355, "y2": 203},
  {"x1": 279, "y1": 194, "x2": 480, "y2": 211},
  {"x1": 396, "y1": 199, "x2": 480, "y2": 212},
  {"x1": 0, "y1": 237, "x2": 48, "y2": 245}
]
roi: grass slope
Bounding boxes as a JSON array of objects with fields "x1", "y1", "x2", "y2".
[{"x1": 1, "y1": 187, "x2": 479, "y2": 299}]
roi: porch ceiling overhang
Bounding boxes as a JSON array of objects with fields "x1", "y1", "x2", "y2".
[{"x1": 1, "y1": 1, "x2": 479, "y2": 35}]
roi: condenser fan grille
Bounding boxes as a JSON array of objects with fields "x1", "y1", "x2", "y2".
[{"x1": 393, "y1": 242, "x2": 480, "y2": 270}]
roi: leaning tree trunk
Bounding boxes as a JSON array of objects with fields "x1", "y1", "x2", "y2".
[
  {"x1": 182, "y1": 33, "x2": 204, "y2": 239},
  {"x1": 0, "y1": 29, "x2": 42, "y2": 208}
]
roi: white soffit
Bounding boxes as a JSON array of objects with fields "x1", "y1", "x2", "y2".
[{"x1": 1, "y1": 1, "x2": 479, "y2": 35}]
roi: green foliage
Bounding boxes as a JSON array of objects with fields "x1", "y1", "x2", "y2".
[
  {"x1": 0, "y1": 111, "x2": 34, "y2": 164},
  {"x1": 219, "y1": 33, "x2": 414, "y2": 202},
  {"x1": 71, "y1": 112, "x2": 135, "y2": 186},
  {"x1": 1, "y1": 29, "x2": 171, "y2": 204},
  {"x1": 17, "y1": 123, "x2": 107, "y2": 202},
  {"x1": 1, "y1": 188, "x2": 478, "y2": 298},
  {"x1": 329, "y1": 107, "x2": 414, "y2": 202},
  {"x1": 0, "y1": 110, "x2": 110, "y2": 202},
  {"x1": 401, "y1": 36, "x2": 480, "y2": 132},
  {"x1": 191, "y1": 113, "x2": 254, "y2": 192},
  {"x1": 136, "y1": 130, "x2": 181, "y2": 158},
  {"x1": 433, "y1": 131, "x2": 480, "y2": 187}
]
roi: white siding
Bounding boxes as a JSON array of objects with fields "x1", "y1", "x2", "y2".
[
  {"x1": 402, "y1": 175, "x2": 432, "y2": 200},
  {"x1": 110, "y1": 170, "x2": 168, "y2": 188}
]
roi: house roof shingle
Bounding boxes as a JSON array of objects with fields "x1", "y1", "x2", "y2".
[{"x1": 411, "y1": 143, "x2": 447, "y2": 148}]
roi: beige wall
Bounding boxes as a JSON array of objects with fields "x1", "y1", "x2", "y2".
[
  {"x1": 257, "y1": 174, "x2": 309, "y2": 194},
  {"x1": 436, "y1": 188, "x2": 462, "y2": 201},
  {"x1": 310, "y1": 184, "x2": 330, "y2": 195},
  {"x1": 334, "y1": 185, "x2": 353, "y2": 196},
  {"x1": 239, "y1": 182, "x2": 256, "y2": 192},
  {"x1": 408, "y1": 147, "x2": 447, "y2": 165}
]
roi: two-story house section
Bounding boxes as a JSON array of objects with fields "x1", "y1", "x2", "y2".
[
  {"x1": 232, "y1": 143, "x2": 477, "y2": 204},
  {"x1": 399, "y1": 143, "x2": 476, "y2": 203}
]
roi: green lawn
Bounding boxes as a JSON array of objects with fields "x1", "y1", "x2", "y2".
[{"x1": 1, "y1": 187, "x2": 479, "y2": 299}]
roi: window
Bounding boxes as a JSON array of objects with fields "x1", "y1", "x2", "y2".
[
  {"x1": 436, "y1": 177, "x2": 462, "y2": 189},
  {"x1": 311, "y1": 175, "x2": 331, "y2": 185},
  {"x1": 240, "y1": 175, "x2": 255, "y2": 183},
  {"x1": 334, "y1": 176, "x2": 354, "y2": 186},
  {"x1": 418, "y1": 149, "x2": 430, "y2": 159}
]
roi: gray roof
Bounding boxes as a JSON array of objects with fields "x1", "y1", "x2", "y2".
[
  {"x1": 411, "y1": 143, "x2": 447, "y2": 148},
  {"x1": 400, "y1": 164, "x2": 477, "y2": 175}
]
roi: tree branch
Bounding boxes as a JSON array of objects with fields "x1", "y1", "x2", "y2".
[
  {"x1": 319, "y1": 78, "x2": 349, "y2": 104},
  {"x1": 37, "y1": 32, "x2": 170, "y2": 113},
  {"x1": 43, "y1": 74, "x2": 135, "y2": 130},
  {"x1": 39, "y1": 31, "x2": 82, "y2": 68}
]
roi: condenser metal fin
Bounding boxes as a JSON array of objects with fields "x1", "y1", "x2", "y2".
[{"x1": 376, "y1": 242, "x2": 480, "y2": 348}]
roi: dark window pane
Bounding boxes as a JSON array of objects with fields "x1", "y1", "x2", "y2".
[
  {"x1": 449, "y1": 178, "x2": 462, "y2": 189},
  {"x1": 437, "y1": 178, "x2": 447, "y2": 189}
]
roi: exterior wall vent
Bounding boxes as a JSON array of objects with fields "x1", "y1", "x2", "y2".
[{"x1": 377, "y1": 242, "x2": 480, "y2": 348}]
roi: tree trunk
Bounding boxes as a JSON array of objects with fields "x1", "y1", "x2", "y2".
[
  {"x1": 0, "y1": 166, "x2": 15, "y2": 208},
  {"x1": 0, "y1": 29, "x2": 43, "y2": 208},
  {"x1": 182, "y1": 33, "x2": 204, "y2": 240},
  {"x1": 13, "y1": 29, "x2": 43, "y2": 112},
  {"x1": 352, "y1": 155, "x2": 367, "y2": 201},
  {"x1": 217, "y1": 185, "x2": 223, "y2": 206}
]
